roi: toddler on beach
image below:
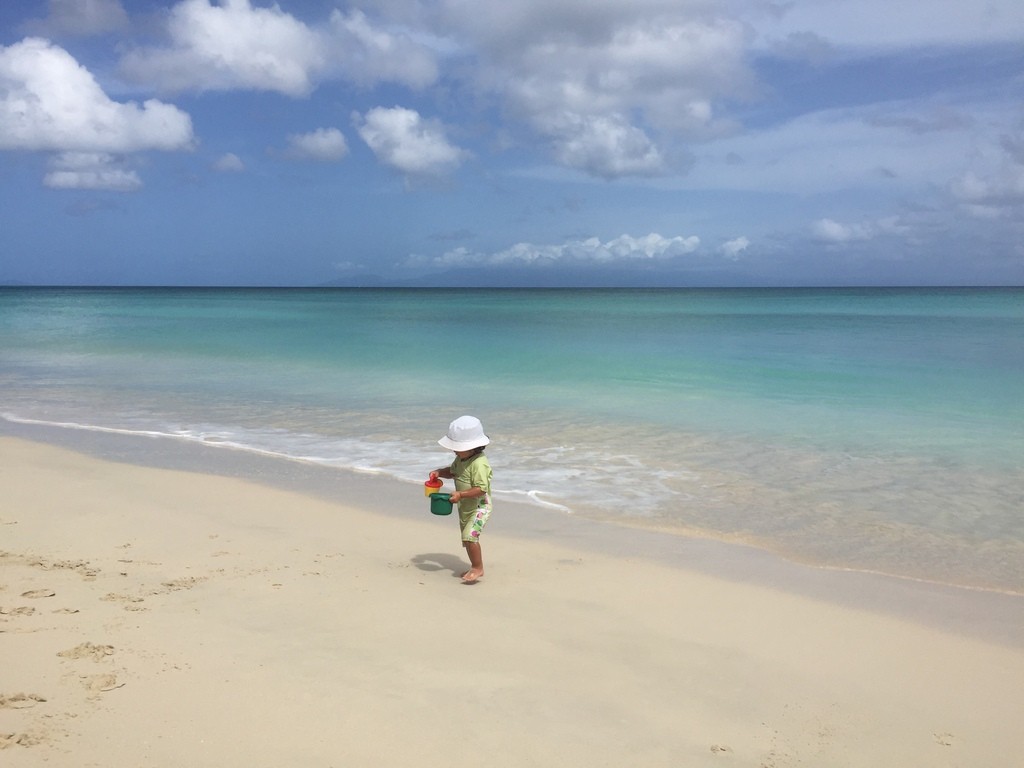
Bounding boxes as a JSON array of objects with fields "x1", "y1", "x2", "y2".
[{"x1": 431, "y1": 415, "x2": 493, "y2": 584}]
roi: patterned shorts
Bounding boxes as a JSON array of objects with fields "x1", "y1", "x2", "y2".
[{"x1": 460, "y1": 503, "x2": 492, "y2": 543}]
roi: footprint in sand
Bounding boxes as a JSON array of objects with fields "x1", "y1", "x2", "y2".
[
  {"x1": 0, "y1": 606, "x2": 36, "y2": 616},
  {"x1": 57, "y1": 642, "x2": 115, "y2": 662},
  {"x1": 101, "y1": 593, "x2": 147, "y2": 611},
  {"x1": 157, "y1": 576, "x2": 206, "y2": 592},
  {"x1": 101, "y1": 592, "x2": 144, "y2": 603},
  {"x1": 82, "y1": 674, "x2": 123, "y2": 694},
  {"x1": 20, "y1": 590, "x2": 55, "y2": 599},
  {"x1": 49, "y1": 560, "x2": 99, "y2": 579},
  {"x1": 0, "y1": 693, "x2": 47, "y2": 709},
  {"x1": 0, "y1": 732, "x2": 41, "y2": 749}
]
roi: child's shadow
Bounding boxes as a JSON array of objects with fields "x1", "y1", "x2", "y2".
[{"x1": 411, "y1": 553, "x2": 466, "y2": 578}]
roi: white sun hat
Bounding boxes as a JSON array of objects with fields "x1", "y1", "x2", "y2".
[{"x1": 438, "y1": 415, "x2": 490, "y2": 451}]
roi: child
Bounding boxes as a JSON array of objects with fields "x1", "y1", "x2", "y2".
[{"x1": 431, "y1": 415, "x2": 493, "y2": 584}]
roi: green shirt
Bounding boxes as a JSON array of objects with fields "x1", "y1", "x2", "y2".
[{"x1": 450, "y1": 453, "x2": 492, "y2": 514}]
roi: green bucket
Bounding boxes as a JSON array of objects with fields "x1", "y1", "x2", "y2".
[{"x1": 429, "y1": 492, "x2": 453, "y2": 515}]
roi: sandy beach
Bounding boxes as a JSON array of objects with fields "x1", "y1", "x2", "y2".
[{"x1": 2, "y1": 435, "x2": 1022, "y2": 767}]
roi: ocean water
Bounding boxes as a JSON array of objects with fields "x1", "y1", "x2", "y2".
[{"x1": 2, "y1": 286, "x2": 1022, "y2": 592}]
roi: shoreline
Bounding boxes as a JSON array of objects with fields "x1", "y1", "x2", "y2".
[
  {"x1": 3, "y1": 421, "x2": 1023, "y2": 648},
  {"x1": 5, "y1": 412, "x2": 1021, "y2": 598},
  {"x1": 2, "y1": 433, "x2": 1022, "y2": 766}
]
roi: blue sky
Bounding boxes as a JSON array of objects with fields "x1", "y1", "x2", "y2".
[{"x1": 1, "y1": 0, "x2": 1023, "y2": 286}]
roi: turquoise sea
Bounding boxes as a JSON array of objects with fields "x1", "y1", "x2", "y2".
[{"x1": 2, "y1": 287, "x2": 1022, "y2": 593}]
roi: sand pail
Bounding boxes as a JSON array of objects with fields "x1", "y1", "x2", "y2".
[
  {"x1": 424, "y1": 478, "x2": 443, "y2": 497},
  {"x1": 430, "y1": 492, "x2": 453, "y2": 515}
]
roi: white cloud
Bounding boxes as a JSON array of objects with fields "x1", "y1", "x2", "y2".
[
  {"x1": 118, "y1": 0, "x2": 439, "y2": 96},
  {"x1": 286, "y1": 128, "x2": 349, "y2": 162},
  {"x1": 951, "y1": 130, "x2": 1024, "y2": 211},
  {"x1": 720, "y1": 236, "x2": 750, "y2": 258},
  {"x1": 603, "y1": 233, "x2": 700, "y2": 259},
  {"x1": 26, "y1": 0, "x2": 129, "y2": 37},
  {"x1": 120, "y1": 0, "x2": 326, "y2": 96},
  {"x1": 44, "y1": 152, "x2": 141, "y2": 191},
  {"x1": 420, "y1": 0, "x2": 1022, "y2": 185},
  {"x1": 441, "y1": 0, "x2": 723, "y2": 55},
  {"x1": 815, "y1": 215, "x2": 921, "y2": 241},
  {"x1": 436, "y1": 0, "x2": 753, "y2": 178},
  {"x1": 813, "y1": 218, "x2": 874, "y2": 243},
  {"x1": 499, "y1": 14, "x2": 750, "y2": 130},
  {"x1": 951, "y1": 167, "x2": 1024, "y2": 219},
  {"x1": 354, "y1": 107, "x2": 466, "y2": 176},
  {"x1": 0, "y1": 38, "x2": 194, "y2": 154},
  {"x1": 875, "y1": 216, "x2": 913, "y2": 236},
  {"x1": 809, "y1": 213, "x2": 923, "y2": 246},
  {"x1": 327, "y1": 9, "x2": 438, "y2": 89},
  {"x1": 213, "y1": 152, "x2": 245, "y2": 172},
  {"x1": 423, "y1": 233, "x2": 700, "y2": 268},
  {"x1": 545, "y1": 114, "x2": 665, "y2": 179}
]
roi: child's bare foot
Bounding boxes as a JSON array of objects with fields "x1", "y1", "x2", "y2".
[{"x1": 461, "y1": 568, "x2": 483, "y2": 584}]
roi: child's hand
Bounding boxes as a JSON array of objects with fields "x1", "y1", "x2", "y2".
[
  {"x1": 429, "y1": 471, "x2": 439, "y2": 481},
  {"x1": 449, "y1": 491, "x2": 461, "y2": 503}
]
